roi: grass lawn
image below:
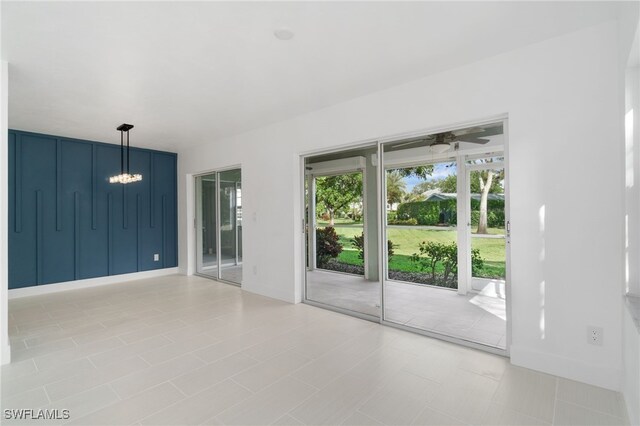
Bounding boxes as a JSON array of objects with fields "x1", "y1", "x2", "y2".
[{"x1": 318, "y1": 223, "x2": 506, "y2": 279}]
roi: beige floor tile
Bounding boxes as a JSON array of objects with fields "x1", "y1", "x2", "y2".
[
  {"x1": 554, "y1": 400, "x2": 628, "y2": 426},
  {"x1": 45, "y1": 356, "x2": 149, "y2": 402},
  {"x1": 33, "y1": 336, "x2": 124, "y2": 371},
  {"x1": 342, "y1": 411, "x2": 384, "y2": 425},
  {"x1": 492, "y1": 366, "x2": 557, "y2": 423},
  {"x1": 89, "y1": 335, "x2": 172, "y2": 368},
  {"x1": 139, "y1": 379, "x2": 251, "y2": 425},
  {"x1": 411, "y1": 406, "x2": 466, "y2": 426},
  {"x1": 5, "y1": 275, "x2": 630, "y2": 426},
  {"x1": 557, "y1": 378, "x2": 628, "y2": 419},
  {"x1": 216, "y1": 376, "x2": 316, "y2": 425},
  {"x1": 289, "y1": 372, "x2": 380, "y2": 425},
  {"x1": 0, "y1": 358, "x2": 38, "y2": 382},
  {"x1": 40, "y1": 385, "x2": 120, "y2": 425},
  {"x1": 67, "y1": 382, "x2": 185, "y2": 426},
  {"x1": 273, "y1": 414, "x2": 306, "y2": 425},
  {"x1": 110, "y1": 353, "x2": 205, "y2": 399},
  {"x1": 139, "y1": 332, "x2": 220, "y2": 365},
  {"x1": 232, "y1": 349, "x2": 311, "y2": 393},
  {"x1": 1, "y1": 386, "x2": 50, "y2": 410},
  {"x1": 171, "y1": 353, "x2": 258, "y2": 396},
  {"x1": 480, "y1": 402, "x2": 550, "y2": 425},
  {"x1": 358, "y1": 370, "x2": 440, "y2": 425},
  {"x1": 3, "y1": 358, "x2": 95, "y2": 397}
]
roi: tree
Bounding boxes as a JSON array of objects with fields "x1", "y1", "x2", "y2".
[
  {"x1": 411, "y1": 180, "x2": 436, "y2": 196},
  {"x1": 389, "y1": 165, "x2": 434, "y2": 180},
  {"x1": 413, "y1": 160, "x2": 503, "y2": 234},
  {"x1": 469, "y1": 159, "x2": 504, "y2": 234},
  {"x1": 386, "y1": 170, "x2": 406, "y2": 208},
  {"x1": 435, "y1": 174, "x2": 457, "y2": 193},
  {"x1": 315, "y1": 173, "x2": 362, "y2": 225}
]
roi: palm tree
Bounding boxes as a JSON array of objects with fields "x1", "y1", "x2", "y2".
[{"x1": 386, "y1": 171, "x2": 406, "y2": 209}]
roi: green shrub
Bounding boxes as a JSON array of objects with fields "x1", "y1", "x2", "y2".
[
  {"x1": 410, "y1": 241, "x2": 484, "y2": 288},
  {"x1": 397, "y1": 200, "x2": 457, "y2": 226},
  {"x1": 470, "y1": 209, "x2": 505, "y2": 228},
  {"x1": 388, "y1": 218, "x2": 418, "y2": 226},
  {"x1": 316, "y1": 227, "x2": 343, "y2": 266},
  {"x1": 351, "y1": 232, "x2": 395, "y2": 261}
]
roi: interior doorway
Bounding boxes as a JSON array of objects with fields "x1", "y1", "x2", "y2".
[{"x1": 195, "y1": 168, "x2": 242, "y2": 285}]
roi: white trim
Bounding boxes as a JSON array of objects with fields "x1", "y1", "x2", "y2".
[
  {"x1": 503, "y1": 119, "x2": 512, "y2": 356},
  {"x1": 458, "y1": 154, "x2": 469, "y2": 295},
  {"x1": 305, "y1": 156, "x2": 366, "y2": 175},
  {"x1": 0, "y1": 61, "x2": 9, "y2": 365},
  {"x1": 362, "y1": 165, "x2": 369, "y2": 280},
  {"x1": 8, "y1": 268, "x2": 179, "y2": 299},
  {"x1": 467, "y1": 161, "x2": 505, "y2": 172},
  {"x1": 379, "y1": 141, "x2": 388, "y2": 322}
]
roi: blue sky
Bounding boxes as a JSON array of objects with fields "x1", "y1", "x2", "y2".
[{"x1": 402, "y1": 163, "x2": 457, "y2": 191}]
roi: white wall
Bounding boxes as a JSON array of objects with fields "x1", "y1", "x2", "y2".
[{"x1": 179, "y1": 22, "x2": 625, "y2": 390}]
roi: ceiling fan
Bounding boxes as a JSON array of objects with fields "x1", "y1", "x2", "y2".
[{"x1": 392, "y1": 124, "x2": 503, "y2": 153}]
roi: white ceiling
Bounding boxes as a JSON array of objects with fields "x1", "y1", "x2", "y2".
[{"x1": 1, "y1": 1, "x2": 630, "y2": 151}]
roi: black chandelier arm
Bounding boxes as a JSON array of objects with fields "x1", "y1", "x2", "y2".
[
  {"x1": 126, "y1": 130, "x2": 130, "y2": 175},
  {"x1": 120, "y1": 130, "x2": 124, "y2": 176}
]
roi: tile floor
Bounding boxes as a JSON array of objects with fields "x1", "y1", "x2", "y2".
[
  {"x1": 306, "y1": 270, "x2": 506, "y2": 349},
  {"x1": 1, "y1": 275, "x2": 628, "y2": 425}
]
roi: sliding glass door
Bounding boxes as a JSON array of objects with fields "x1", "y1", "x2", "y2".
[
  {"x1": 303, "y1": 146, "x2": 380, "y2": 320},
  {"x1": 195, "y1": 168, "x2": 242, "y2": 285},
  {"x1": 301, "y1": 120, "x2": 509, "y2": 353},
  {"x1": 380, "y1": 122, "x2": 507, "y2": 351}
]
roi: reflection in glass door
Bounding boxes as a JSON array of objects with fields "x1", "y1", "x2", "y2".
[
  {"x1": 196, "y1": 174, "x2": 218, "y2": 279},
  {"x1": 195, "y1": 168, "x2": 242, "y2": 285},
  {"x1": 220, "y1": 170, "x2": 243, "y2": 283}
]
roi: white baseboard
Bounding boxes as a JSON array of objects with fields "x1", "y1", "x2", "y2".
[
  {"x1": 8, "y1": 268, "x2": 179, "y2": 299},
  {"x1": 510, "y1": 344, "x2": 621, "y2": 391}
]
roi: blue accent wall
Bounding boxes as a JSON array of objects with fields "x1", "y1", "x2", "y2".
[{"x1": 8, "y1": 130, "x2": 178, "y2": 289}]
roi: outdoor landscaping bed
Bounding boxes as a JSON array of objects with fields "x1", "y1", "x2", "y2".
[
  {"x1": 318, "y1": 259, "x2": 365, "y2": 276},
  {"x1": 318, "y1": 259, "x2": 458, "y2": 289}
]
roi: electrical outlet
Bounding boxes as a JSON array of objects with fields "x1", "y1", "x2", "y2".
[
  {"x1": 153, "y1": 254, "x2": 160, "y2": 262},
  {"x1": 252, "y1": 265, "x2": 257, "y2": 275},
  {"x1": 587, "y1": 326, "x2": 603, "y2": 346}
]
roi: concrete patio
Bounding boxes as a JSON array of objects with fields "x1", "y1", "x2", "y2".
[{"x1": 306, "y1": 269, "x2": 506, "y2": 349}]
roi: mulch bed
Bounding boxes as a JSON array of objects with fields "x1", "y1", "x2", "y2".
[{"x1": 317, "y1": 260, "x2": 457, "y2": 289}]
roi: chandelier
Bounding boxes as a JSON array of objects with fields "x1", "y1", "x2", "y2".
[{"x1": 109, "y1": 123, "x2": 142, "y2": 184}]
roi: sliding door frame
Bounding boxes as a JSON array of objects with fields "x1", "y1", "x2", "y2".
[
  {"x1": 300, "y1": 142, "x2": 381, "y2": 322},
  {"x1": 297, "y1": 114, "x2": 511, "y2": 356},
  {"x1": 194, "y1": 165, "x2": 243, "y2": 287}
]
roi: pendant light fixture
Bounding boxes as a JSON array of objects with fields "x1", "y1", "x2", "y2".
[{"x1": 109, "y1": 123, "x2": 142, "y2": 184}]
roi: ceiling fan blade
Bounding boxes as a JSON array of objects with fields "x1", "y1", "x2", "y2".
[
  {"x1": 453, "y1": 123, "x2": 503, "y2": 138},
  {"x1": 456, "y1": 137, "x2": 490, "y2": 144},
  {"x1": 391, "y1": 136, "x2": 435, "y2": 149}
]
